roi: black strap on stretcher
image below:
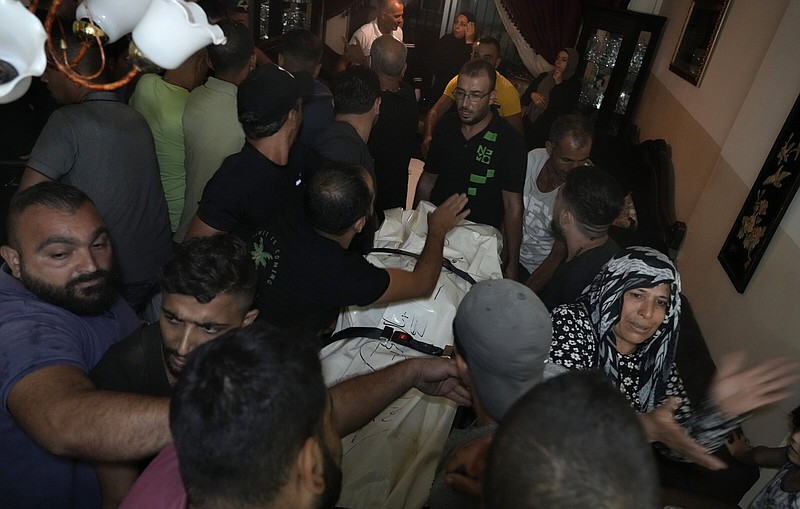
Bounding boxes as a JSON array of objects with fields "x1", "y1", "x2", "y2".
[
  {"x1": 328, "y1": 325, "x2": 446, "y2": 357},
  {"x1": 367, "y1": 248, "x2": 478, "y2": 285},
  {"x1": 325, "y1": 249, "x2": 477, "y2": 356}
]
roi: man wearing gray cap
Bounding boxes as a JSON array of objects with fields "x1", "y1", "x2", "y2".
[
  {"x1": 184, "y1": 64, "x2": 313, "y2": 240},
  {"x1": 426, "y1": 279, "x2": 552, "y2": 508}
]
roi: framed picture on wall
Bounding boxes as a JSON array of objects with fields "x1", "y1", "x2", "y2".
[
  {"x1": 669, "y1": 0, "x2": 732, "y2": 86},
  {"x1": 718, "y1": 93, "x2": 800, "y2": 293}
]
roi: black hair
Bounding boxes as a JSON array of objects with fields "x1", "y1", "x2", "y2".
[
  {"x1": 238, "y1": 109, "x2": 291, "y2": 139},
  {"x1": 457, "y1": 10, "x2": 476, "y2": 23},
  {"x1": 6, "y1": 182, "x2": 94, "y2": 249},
  {"x1": 171, "y1": 324, "x2": 327, "y2": 508},
  {"x1": 331, "y1": 66, "x2": 380, "y2": 115},
  {"x1": 158, "y1": 234, "x2": 256, "y2": 310},
  {"x1": 459, "y1": 58, "x2": 496, "y2": 91},
  {"x1": 304, "y1": 161, "x2": 373, "y2": 235},
  {"x1": 548, "y1": 113, "x2": 593, "y2": 146},
  {"x1": 51, "y1": 31, "x2": 109, "y2": 82},
  {"x1": 208, "y1": 21, "x2": 254, "y2": 75},
  {"x1": 280, "y1": 29, "x2": 323, "y2": 75},
  {"x1": 485, "y1": 370, "x2": 658, "y2": 509},
  {"x1": 561, "y1": 166, "x2": 624, "y2": 237}
]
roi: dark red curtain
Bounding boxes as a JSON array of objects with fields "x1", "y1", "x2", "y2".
[{"x1": 500, "y1": 0, "x2": 629, "y2": 64}]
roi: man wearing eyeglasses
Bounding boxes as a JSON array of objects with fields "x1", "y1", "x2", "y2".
[
  {"x1": 415, "y1": 58, "x2": 526, "y2": 280},
  {"x1": 421, "y1": 37, "x2": 523, "y2": 158}
]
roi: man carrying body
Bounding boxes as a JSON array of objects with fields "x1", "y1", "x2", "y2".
[
  {"x1": 518, "y1": 113, "x2": 592, "y2": 290},
  {"x1": 252, "y1": 160, "x2": 469, "y2": 332},
  {"x1": 89, "y1": 234, "x2": 259, "y2": 506},
  {"x1": 185, "y1": 64, "x2": 312, "y2": 240},
  {"x1": 175, "y1": 20, "x2": 256, "y2": 242},
  {"x1": 537, "y1": 165, "x2": 623, "y2": 309},
  {"x1": 369, "y1": 34, "x2": 419, "y2": 214},
  {"x1": 422, "y1": 36, "x2": 523, "y2": 157},
  {"x1": 18, "y1": 37, "x2": 172, "y2": 308},
  {"x1": 416, "y1": 58, "x2": 526, "y2": 280},
  {"x1": 346, "y1": 0, "x2": 404, "y2": 66},
  {"x1": 0, "y1": 182, "x2": 170, "y2": 508},
  {"x1": 427, "y1": 279, "x2": 552, "y2": 509}
]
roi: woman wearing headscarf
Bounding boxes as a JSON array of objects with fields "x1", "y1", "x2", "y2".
[
  {"x1": 521, "y1": 47, "x2": 581, "y2": 149},
  {"x1": 424, "y1": 11, "x2": 476, "y2": 106},
  {"x1": 547, "y1": 246, "x2": 796, "y2": 502}
]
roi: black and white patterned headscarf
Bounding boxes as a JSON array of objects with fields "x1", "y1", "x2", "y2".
[{"x1": 577, "y1": 246, "x2": 682, "y2": 412}]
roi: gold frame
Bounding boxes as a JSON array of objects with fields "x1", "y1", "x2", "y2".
[{"x1": 669, "y1": 0, "x2": 732, "y2": 86}]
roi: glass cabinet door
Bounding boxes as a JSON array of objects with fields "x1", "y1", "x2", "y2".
[
  {"x1": 575, "y1": 4, "x2": 665, "y2": 136},
  {"x1": 255, "y1": 0, "x2": 322, "y2": 40}
]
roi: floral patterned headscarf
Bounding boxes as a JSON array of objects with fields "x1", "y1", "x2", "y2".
[{"x1": 577, "y1": 246, "x2": 682, "y2": 411}]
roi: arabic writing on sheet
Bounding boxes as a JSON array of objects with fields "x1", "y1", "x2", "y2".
[{"x1": 382, "y1": 310, "x2": 429, "y2": 338}]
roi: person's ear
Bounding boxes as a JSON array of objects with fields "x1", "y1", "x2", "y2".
[
  {"x1": 1, "y1": 245, "x2": 21, "y2": 278},
  {"x1": 296, "y1": 436, "x2": 326, "y2": 496},
  {"x1": 401, "y1": 62, "x2": 407, "y2": 77},
  {"x1": 489, "y1": 88, "x2": 497, "y2": 104},
  {"x1": 353, "y1": 216, "x2": 367, "y2": 234},
  {"x1": 241, "y1": 308, "x2": 259, "y2": 327},
  {"x1": 545, "y1": 140, "x2": 553, "y2": 156},
  {"x1": 494, "y1": 56, "x2": 502, "y2": 69},
  {"x1": 561, "y1": 208, "x2": 572, "y2": 227},
  {"x1": 373, "y1": 96, "x2": 381, "y2": 115}
]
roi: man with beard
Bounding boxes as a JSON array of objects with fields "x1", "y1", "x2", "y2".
[
  {"x1": 415, "y1": 58, "x2": 526, "y2": 280},
  {"x1": 0, "y1": 182, "x2": 171, "y2": 509},
  {"x1": 89, "y1": 234, "x2": 260, "y2": 507},
  {"x1": 537, "y1": 165, "x2": 623, "y2": 310}
]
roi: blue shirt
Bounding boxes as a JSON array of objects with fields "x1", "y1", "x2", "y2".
[{"x1": 0, "y1": 265, "x2": 139, "y2": 508}]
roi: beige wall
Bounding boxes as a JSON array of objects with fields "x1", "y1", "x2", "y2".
[{"x1": 634, "y1": 0, "x2": 800, "y2": 502}]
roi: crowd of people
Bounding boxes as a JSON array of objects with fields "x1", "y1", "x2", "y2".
[{"x1": 1, "y1": 1, "x2": 799, "y2": 508}]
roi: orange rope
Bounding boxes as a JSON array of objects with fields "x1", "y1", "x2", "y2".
[{"x1": 43, "y1": 0, "x2": 139, "y2": 90}]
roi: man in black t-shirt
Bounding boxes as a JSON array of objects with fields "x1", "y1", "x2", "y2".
[
  {"x1": 368, "y1": 35, "x2": 419, "y2": 215},
  {"x1": 184, "y1": 64, "x2": 313, "y2": 240},
  {"x1": 416, "y1": 59, "x2": 526, "y2": 280},
  {"x1": 90, "y1": 234, "x2": 260, "y2": 506},
  {"x1": 252, "y1": 160, "x2": 470, "y2": 333},
  {"x1": 537, "y1": 166, "x2": 624, "y2": 310}
]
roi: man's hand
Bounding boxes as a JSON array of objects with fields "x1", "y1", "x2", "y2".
[
  {"x1": 638, "y1": 397, "x2": 726, "y2": 470},
  {"x1": 465, "y1": 21, "x2": 475, "y2": 44},
  {"x1": 529, "y1": 91, "x2": 547, "y2": 109},
  {"x1": 725, "y1": 430, "x2": 751, "y2": 460},
  {"x1": 409, "y1": 357, "x2": 471, "y2": 406},
  {"x1": 711, "y1": 352, "x2": 798, "y2": 418},
  {"x1": 444, "y1": 432, "x2": 493, "y2": 498},
  {"x1": 427, "y1": 193, "x2": 470, "y2": 236}
]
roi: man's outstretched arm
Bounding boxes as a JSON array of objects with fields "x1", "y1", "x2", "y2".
[
  {"x1": 329, "y1": 356, "x2": 471, "y2": 437},
  {"x1": 373, "y1": 193, "x2": 469, "y2": 305},
  {"x1": 421, "y1": 95, "x2": 455, "y2": 159},
  {"x1": 8, "y1": 365, "x2": 170, "y2": 461}
]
